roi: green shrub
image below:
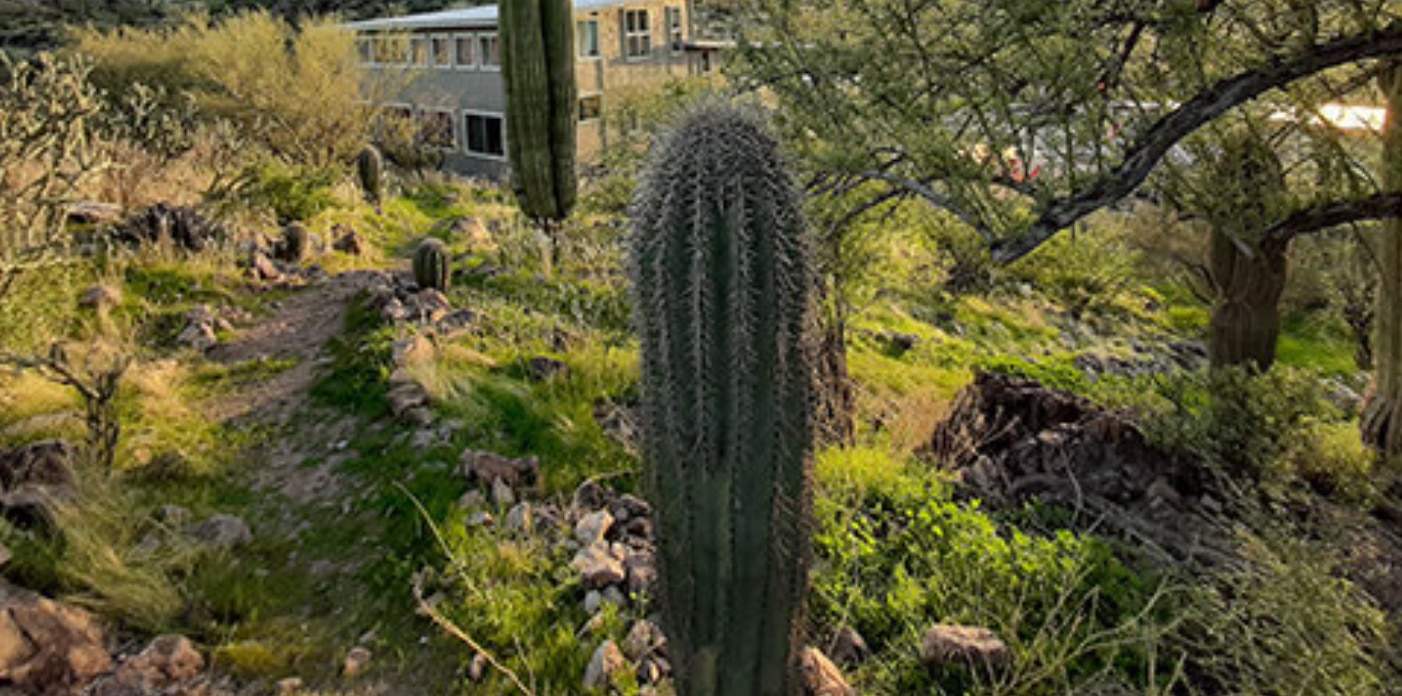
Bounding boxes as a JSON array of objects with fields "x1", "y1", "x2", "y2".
[
  {"x1": 1007, "y1": 227, "x2": 1138, "y2": 319},
  {"x1": 225, "y1": 159, "x2": 339, "y2": 224},
  {"x1": 811, "y1": 448, "x2": 1170, "y2": 695}
]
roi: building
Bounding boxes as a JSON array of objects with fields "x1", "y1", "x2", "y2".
[{"x1": 348, "y1": 0, "x2": 721, "y2": 178}]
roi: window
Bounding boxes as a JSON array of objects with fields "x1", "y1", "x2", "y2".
[
  {"x1": 418, "y1": 108, "x2": 457, "y2": 150},
  {"x1": 410, "y1": 36, "x2": 430, "y2": 67},
  {"x1": 455, "y1": 33, "x2": 477, "y2": 69},
  {"x1": 624, "y1": 9, "x2": 650, "y2": 59},
  {"x1": 577, "y1": 19, "x2": 600, "y2": 59},
  {"x1": 356, "y1": 37, "x2": 374, "y2": 65},
  {"x1": 479, "y1": 33, "x2": 501, "y2": 69},
  {"x1": 464, "y1": 113, "x2": 505, "y2": 158},
  {"x1": 665, "y1": 7, "x2": 683, "y2": 54},
  {"x1": 579, "y1": 95, "x2": 602, "y2": 122},
  {"x1": 374, "y1": 36, "x2": 410, "y2": 65},
  {"x1": 431, "y1": 34, "x2": 453, "y2": 68}
]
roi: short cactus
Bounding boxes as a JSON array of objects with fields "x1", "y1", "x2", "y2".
[
  {"x1": 413, "y1": 237, "x2": 451, "y2": 291},
  {"x1": 356, "y1": 144, "x2": 385, "y2": 210},
  {"x1": 282, "y1": 223, "x2": 309, "y2": 263},
  {"x1": 629, "y1": 103, "x2": 818, "y2": 696}
]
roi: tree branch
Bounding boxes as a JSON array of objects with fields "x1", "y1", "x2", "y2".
[
  {"x1": 1264, "y1": 192, "x2": 1402, "y2": 243},
  {"x1": 990, "y1": 21, "x2": 1402, "y2": 263}
]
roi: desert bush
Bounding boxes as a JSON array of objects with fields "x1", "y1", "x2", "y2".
[
  {"x1": 218, "y1": 159, "x2": 340, "y2": 224},
  {"x1": 71, "y1": 11, "x2": 381, "y2": 167},
  {"x1": 1007, "y1": 222, "x2": 1139, "y2": 319},
  {"x1": 1176, "y1": 534, "x2": 1388, "y2": 696}
]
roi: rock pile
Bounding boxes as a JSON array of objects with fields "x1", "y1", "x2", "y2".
[{"x1": 176, "y1": 306, "x2": 251, "y2": 353}]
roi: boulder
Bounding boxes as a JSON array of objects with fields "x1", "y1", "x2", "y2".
[
  {"x1": 574, "y1": 510, "x2": 614, "y2": 546},
  {"x1": 0, "y1": 582, "x2": 111, "y2": 695},
  {"x1": 919, "y1": 624, "x2": 1010, "y2": 670},
  {"x1": 0, "y1": 441, "x2": 77, "y2": 531}
]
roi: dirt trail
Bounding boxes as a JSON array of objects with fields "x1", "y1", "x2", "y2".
[{"x1": 204, "y1": 270, "x2": 388, "y2": 503}]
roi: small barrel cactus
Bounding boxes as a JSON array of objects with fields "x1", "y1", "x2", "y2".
[
  {"x1": 356, "y1": 144, "x2": 385, "y2": 210},
  {"x1": 629, "y1": 103, "x2": 818, "y2": 696},
  {"x1": 413, "y1": 237, "x2": 451, "y2": 291},
  {"x1": 282, "y1": 224, "x2": 309, "y2": 264}
]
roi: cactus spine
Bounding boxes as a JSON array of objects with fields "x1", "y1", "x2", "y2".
[
  {"x1": 500, "y1": 0, "x2": 577, "y2": 223},
  {"x1": 629, "y1": 103, "x2": 818, "y2": 696},
  {"x1": 413, "y1": 238, "x2": 451, "y2": 291},
  {"x1": 356, "y1": 145, "x2": 385, "y2": 210}
]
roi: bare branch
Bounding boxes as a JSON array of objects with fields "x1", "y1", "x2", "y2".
[
  {"x1": 860, "y1": 170, "x2": 997, "y2": 242},
  {"x1": 1264, "y1": 192, "x2": 1402, "y2": 243},
  {"x1": 991, "y1": 21, "x2": 1402, "y2": 263}
]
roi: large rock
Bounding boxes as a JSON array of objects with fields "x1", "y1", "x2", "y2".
[
  {"x1": 0, "y1": 441, "x2": 77, "y2": 531},
  {"x1": 571, "y1": 542, "x2": 625, "y2": 589},
  {"x1": 0, "y1": 582, "x2": 111, "y2": 695},
  {"x1": 919, "y1": 624, "x2": 1010, "y2": 670},
  {"x1": 574, "y1": 510, "x2": 614, "y2": 546},
  {"x1": 87, "y1": 634, "x2": 206, "y2": 696}
]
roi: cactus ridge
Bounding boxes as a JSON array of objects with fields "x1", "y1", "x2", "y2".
[{"x1": 629, "y1": 102, "x2": 817, "y2": 696}]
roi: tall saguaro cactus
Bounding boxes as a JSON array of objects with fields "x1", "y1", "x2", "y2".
[
  {"x1": 629, "y1": 103, "x2": 819, "y2": 696},
  {"x1": 1364, "y1": 62, "x2": 1402, "y2": 456},
  {"x1": 500, "y1": 0, "x2": 577, "y2": 224}
]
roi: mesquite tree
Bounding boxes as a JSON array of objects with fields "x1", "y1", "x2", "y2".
[
  {"x1": 500, "y1": 0, "x2": 577, "y2": 266},
  {"x1": 630, "y1": 103, "x2": 818, "y2": 696}
]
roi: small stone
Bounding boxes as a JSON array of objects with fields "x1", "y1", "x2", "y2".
[
  {"x1": 602, "y1": 586, "x2": 626, "y2": 608},
  {"x1": 460, "y1": 450, "x2": 540, "y2": 491},
  {"x1": 582, "y1": 640, "x2": 625, "y2": 691},
  {"x1": 250, "y1": 251, "x2": 281, "y2": 281},
  {"x1": 468, "y1": 652, "x2": 488, "y2": 682},
  {"x1": 624, "y1": 548, "x2": 657, "y2": 596},
  {"x1": 636, "y1": 656, "x2": 662, "y2": 685},
  {"x1": 343, "y1": 646, "x2": 372, "y2": 678},
  {"x1": 277, "y1": 676, "x2": 305, "y2": 694},
  {"x1": 332, "y1": 228, "x2": 366, "y2": 256},
  {"x1": 185, "y1": 514, "x2": 253, "y2": 549},
  {"x1": 624, "y1": 516, "x2": 653, "y2": 539},
  {"x1": 572, "y1": 479, "x2": 609, "y2": 511},
  {"x1": 525, "y1": 355, "x2": 569, "y2": 382},
  {"x1": 467, "y1": 511, "x2": 495, "y2": 528},
  {"x1": 584, "y1": 589, "x2": 603, "y2": 615},
  {"x1": 392, "y1": 335, "x2": 436, "y2": 367},
  {"x1": 800, "y1": 646, "x2": 856, "y2": 696},
  {"x1": 571, "y1": 542, "x2": 626, "y2": 588},
  {"x1": 177, "y1": 322, "x2": 218, "y2": 351},
  {"x1": 504, "y1": 502, "x2": 533, "y2": 534},
  {"x1": 457, "y1": 490, "x2": 487, "y2": 510},
  {"x1": 623, "y1": 619, "x2": 663, "y2": 661},
  {"x1": 829, "y1": 626, "x2": 870, "y2": 666},
  {"x1": 492, "y1": 478, "x2": 516, "y2": 507},
  {"x1": 919, "y1": 624, "x2": 1010, "y2": 670},
  {"x1": 575, "y1": 509, "x2": 614, "y2": 545}
]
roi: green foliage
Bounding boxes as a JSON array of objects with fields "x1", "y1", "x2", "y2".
[
  {"x1": 312, "y1": 298, "x2": 394, "y2": 417},
  {"x1": 1176, "y1": 534, "x2": 1388, "y2": 696},
  {"x1": 501, "y1": 0, "x2": 577, "y2": 222},
  {"x1": 413, "y1": 237, "x2": 452, "y2": 292},
  {"x1": 811, "y1": 448, "x2": 1171, "y2": 695},
  {"x1": 223, "y1": 159, "x2": 339, "y2": 224},
  {"x1": 630, "y1": 103, "x2": 818, "y2": 695},
  {"x1": 1007, "y1": 227, "x2": 1139, "y2": 319}
]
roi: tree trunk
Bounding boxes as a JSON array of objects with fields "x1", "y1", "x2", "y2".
[
  {"x1": 814, "y1": 281, "x2": 856, "y2": 446},
  {"x1": 1207, "y1": 229, "x2": 1289, "y2": 371},
  {"x1": 1362, "y1": 63, "x2": 1402, "y2": 456}
]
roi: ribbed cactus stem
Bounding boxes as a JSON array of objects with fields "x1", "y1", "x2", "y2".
[
  {"x1": 356, "y1": 145, "x2": 385, "y2": 210},
  {"x1": 501, "y1": 0, "x2": 577, "y2": 222},
  {"x1": 630, "y1": 103, "x2": 818, "y2": 696},
  {"x1": 413, "y1": 237, "x2": 451, "y2": 291}
]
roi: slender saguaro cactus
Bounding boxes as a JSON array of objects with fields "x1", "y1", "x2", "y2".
[
  {"x1": 500, "y1": 0, "x2": 577, "y2": 223},
  {"x1": 356, "y1": 144, "x2": 385, "y2": 210},
  {"x1": 629, "y1": 103, "x2": 819, "y2": 696}
]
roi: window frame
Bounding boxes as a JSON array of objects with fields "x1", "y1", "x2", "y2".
[
  {"x1": 463, "y1": 110, "x2": 507, "y2": 160},
  {"x1": 578, "y1": 94, "x2": 603, "y2": 123},
  {"x1": 453, "y1": 31, "x2": 479, "y2": 70},
  {"x1": 665, "y1": 7, "x2": 684, "y2": 55},
  {"x1": 478, "y1": 32, "x2": 502, "y2": 71},
  {"x1": 429, "y1": 33, "x2": 455, "y2": 69},
  {"x1": 577, "y1": 18, "x2": 601, "y2": 60},
  {"x1": 356, "y1": 36, "x2": 375, "y2": 66},
  {"x1": 409, "y1": 35, "x2": 430, "y2": 68},
  {"x1": 623, "y1": 9, "x2": 651, "y2": 61}
]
